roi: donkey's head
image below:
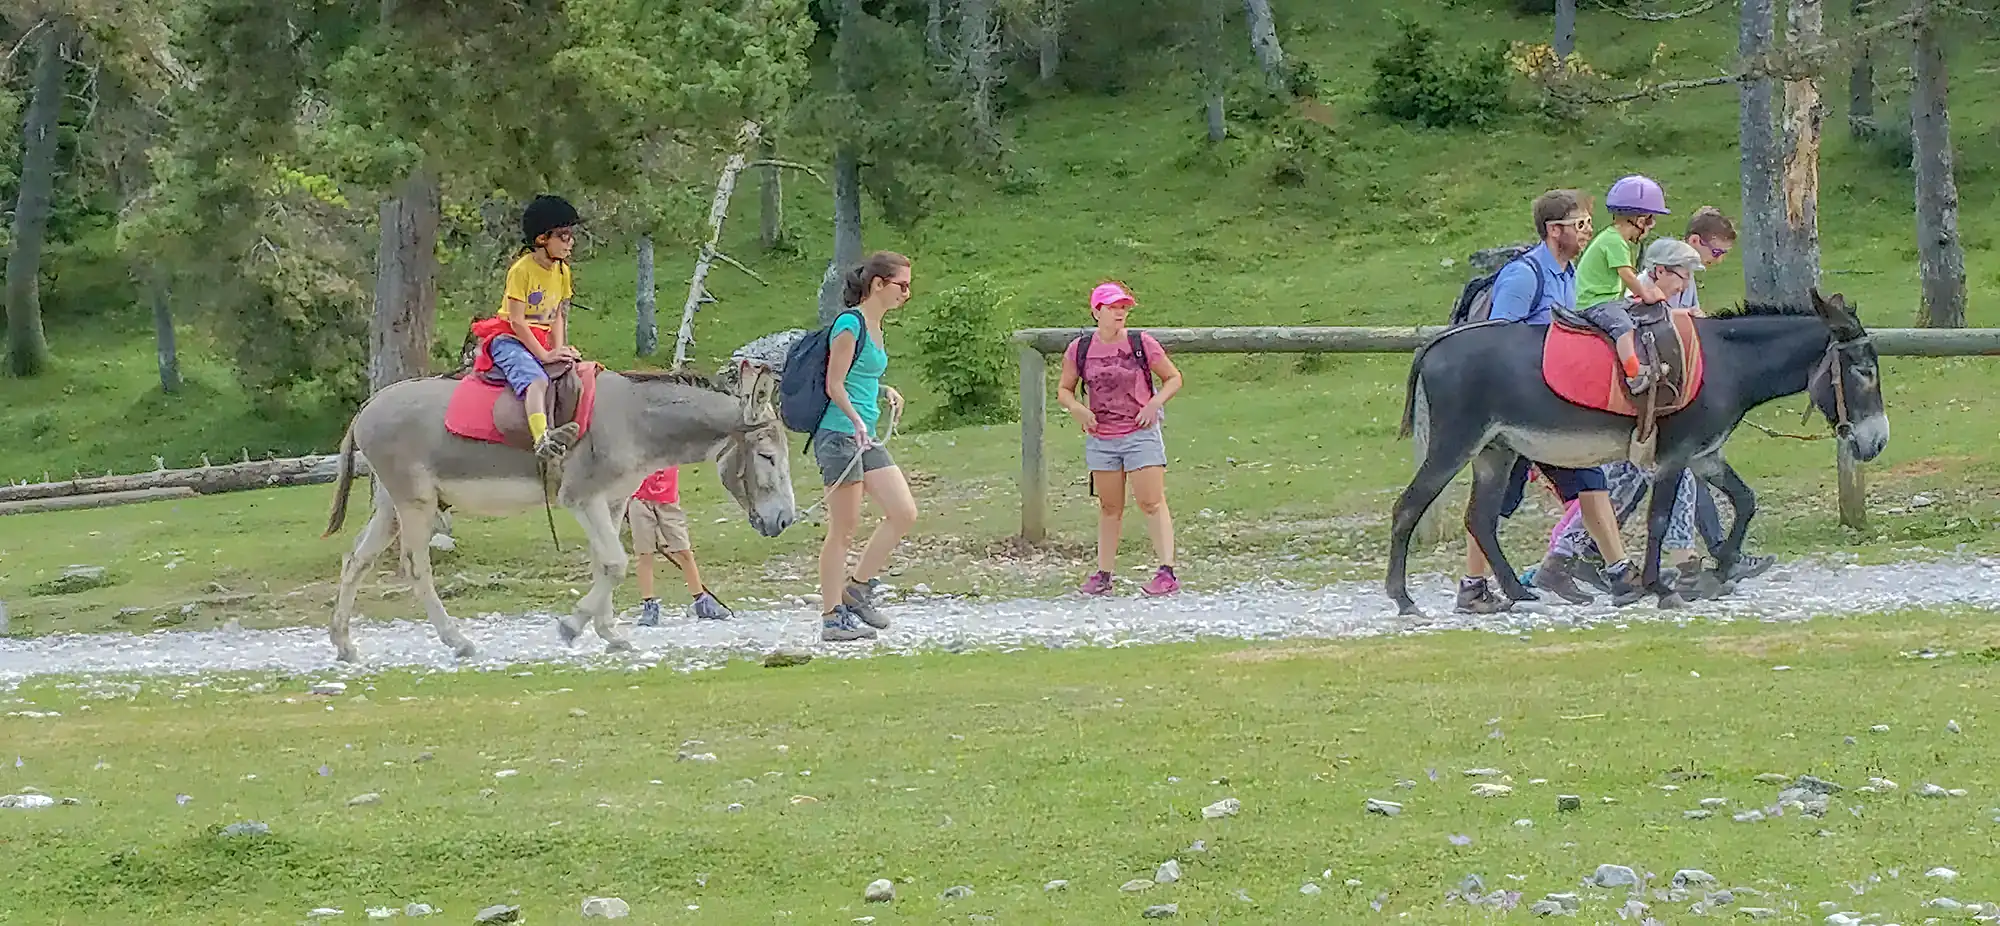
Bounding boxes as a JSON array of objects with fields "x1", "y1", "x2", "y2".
[
  {"x1": 1808, "y1": 289, "x2": 1889, "y2": 462},
  {"x1": 716, "y1": 360, "x2": 799, "y2": 537}
]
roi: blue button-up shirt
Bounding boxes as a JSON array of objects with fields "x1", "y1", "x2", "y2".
[{"x1": 1488, "y1": 243, "x2": 1576, "y2": 325}]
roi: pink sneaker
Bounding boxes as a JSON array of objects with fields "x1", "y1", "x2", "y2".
[
  {"x1": 1078, "y1": 571, "x2": 1113, "y2": 596},
  {"x1": 1141, "y1": 565, "x2": 1180, "y2": 597}
]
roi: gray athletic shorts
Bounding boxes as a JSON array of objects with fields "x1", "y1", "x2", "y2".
[
  {"x1": 812, "y1": 428, "x2": 894, "y2": 486},
  {"x1": 1085, "y1": 426, "x2": 1168, "y2": 472}
]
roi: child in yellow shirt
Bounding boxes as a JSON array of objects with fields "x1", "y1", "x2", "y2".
[{"x1": 469, "y1": 195, "x2": 585, "y2": 459}]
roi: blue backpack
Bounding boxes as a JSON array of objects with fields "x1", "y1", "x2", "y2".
[{"x1": 778, "y1": 309, "x2": 869, "y2": 442}]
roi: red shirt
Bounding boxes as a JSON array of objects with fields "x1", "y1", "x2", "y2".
[{"x1": 632, "y1": 467, "x2": 679, "y2": 504}]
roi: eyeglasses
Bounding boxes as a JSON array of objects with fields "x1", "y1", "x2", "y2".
[
  {"x1": 547, "y1": 229, "x2": 575, "y2": 242},
  {"x1": 1694, "y1": 236, "x2": 1729, "y2": 258},
  {"x1": 887, "y1": 279, "x2": 911, "y2": 295}
]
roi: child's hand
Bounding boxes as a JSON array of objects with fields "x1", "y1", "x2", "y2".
[
  {"x1": 550, "y1": 345, "x2": 581, "y2": 362},
  {"x1": 1639, "y1": 282, "x2": 1668, "y2": 305}
]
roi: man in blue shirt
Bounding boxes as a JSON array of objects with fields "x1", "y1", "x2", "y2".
[{"x1": 1457, "y1": 189, "x2": 1643, "y2": 613}]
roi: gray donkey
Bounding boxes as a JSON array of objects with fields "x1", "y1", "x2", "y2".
[{"x1": 322, "y1": 361, "x2": 799, "y2": 663}]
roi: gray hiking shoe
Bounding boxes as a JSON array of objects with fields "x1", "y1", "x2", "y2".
[
  {"x1": 1605, "y1": 560, "x2": 1646, "y2": 607},
  {"x1": 637, "y1": 597, "x2": 663, "y2": 627},
  {"x1": 843, "y1": 577, "x2": 888, "y2": 629},
  {"x1": 1533, "y1": 553, "x2": 1596, "y2": 605},
  {"x1": 820, "y1": 605, "x2": 877, "y2": 642},
  {"x1": 690, "y1": 591, "x2": 732, "y2": 621},
  {"x1": 1718, "y1": 553, "x2": 1776, "y2": 584},
  {"x1": 1454, "y1": 578, "x2": 1511, "y2": 614},
  {"x1": 534, "y1": 421, "x2": 581, "y2": 461}
]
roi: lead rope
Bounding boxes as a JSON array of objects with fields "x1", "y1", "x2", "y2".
[{"x1": 797, "y1": 398, "x2": 903, "y2": 520}]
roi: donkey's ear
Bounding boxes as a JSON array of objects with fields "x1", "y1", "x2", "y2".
[{"x1": 1814, "y1": 289, "x2": 1864, "y2": 338}]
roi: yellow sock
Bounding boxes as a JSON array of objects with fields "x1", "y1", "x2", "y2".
[{"x1": 528, "y1": 411, "x2": 549, "y2": 443}]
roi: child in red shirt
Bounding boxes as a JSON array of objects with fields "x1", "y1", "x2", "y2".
[{"x1": 626, "y1": 466, "x2": 730, "y2": 624}]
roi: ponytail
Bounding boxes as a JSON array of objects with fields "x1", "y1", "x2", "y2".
[{"x1": 841, "y1": 251, "x2": 912, "y2": 307}]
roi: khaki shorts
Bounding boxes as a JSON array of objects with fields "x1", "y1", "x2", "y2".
[{"x1": 625, "y1": 499, "x2": 691, "y2": 555}]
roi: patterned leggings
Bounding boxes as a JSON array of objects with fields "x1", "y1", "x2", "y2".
[{"x1": 1548, "y1": 461, "x2": 1698, "y2": 559}]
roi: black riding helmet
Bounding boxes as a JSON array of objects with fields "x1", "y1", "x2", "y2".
[{"x1": 521, "y1": 194, "x2": 582, "y2": 247}]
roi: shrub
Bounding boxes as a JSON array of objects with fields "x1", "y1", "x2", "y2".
[
  {"x1": 1368, "y1": 17, "x2": 1512, "y2": 129},
  {"x1": 907, "y1": 273, "x2": 1018, "y2": 430}
]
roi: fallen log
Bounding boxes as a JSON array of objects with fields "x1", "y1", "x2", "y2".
[
  {"x1": 0, "y1": 453, "x2": 372, "y2": 504},
  {"x1": 0, "y1": 487, "x2": 199, "y2": 516}
]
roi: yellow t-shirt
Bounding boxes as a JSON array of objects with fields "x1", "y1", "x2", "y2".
[{"x1": 497, "y1": 253, "x2": 573, "y2": 331}]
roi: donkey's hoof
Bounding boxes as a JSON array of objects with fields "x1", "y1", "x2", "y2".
[
  {"x1": 335, "y1": 645, "x2": 362, "y2": 664},
  {"x1": 1503, "y1": 587, "x2": 1542, "y2": 603},
  {"x1": 604, "y1": 639, "x2": 636, "y2": 655},
  {"x1": 1656, "y1": 592, "x2": 1689, "y2": 610},
  {"x1": 453, "y1": 642, "x2": 479, "y2": 659},
  {"x1": 1395, "y1": 601, "x2": 1425, "y2": 618},
  {"x1": 556, "y1": 619, "x2": 585, "y2": 645}
]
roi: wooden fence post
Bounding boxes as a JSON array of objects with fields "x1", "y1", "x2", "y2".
[
  {"x1": 1019, "y1": 345, "x2": 1048, "y2": 543},
  {"x1": 1837, "y1": 441, "x2": 1867, "y2": 529}
]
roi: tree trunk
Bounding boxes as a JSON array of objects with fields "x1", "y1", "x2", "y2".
[
  {"x1": 677, "y1": 125, "x2": 759, "y2": 370},
  {"x1": 635, "y1": 234, "x2": 658, "y2": 355},
  {"x1": 1554, "y1": 0, "x2": 1578, "y2": 62},
  {"x1": 368, "y1": 167, "x2": 442, "y2": 393},
  {"x1": 1847, "y1": 0, "x2": 1874, "y2": 138},
  {"x1": 1911, "y1": 0, "x2": 1966, "y2": 328},
  {"x1": 1774, "y1": 0, "x2": 1825, "y2": 308},
  {"x1": 818, "y1": 147, "x2": 865, "y2": 326},
  {"x1": 927, "y1": 0, "x2": 948, "y2": 60},
  {"x1": 148, "y1": 268, "x2": 181, "y2": 394},
  {"x1": 961, "y1": 0, "x2": 1000, "y2": 151},
  {"x1": 5, "y1": 17, "x2": 65, "y2": 378},
  {"x1": 759, "y1": 135, "x2": 785, "y2": 250},
  {"x1": 1242, "y1": 0, "x2": 1288, "y2": 95},
  {"x1": 1203, "y1": 0, "x2": 1228, "y2": 141},
  {"x1": 1737, "y1": 0, "x2": 1784, "y2": 306},
  {"x1": 1036, "y1": 0, "x2": 1063, "y2": 84}
]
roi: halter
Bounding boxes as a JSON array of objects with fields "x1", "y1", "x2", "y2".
[{"x1": 1802, "y1": 332, "x2": 1871, "y2": 439}]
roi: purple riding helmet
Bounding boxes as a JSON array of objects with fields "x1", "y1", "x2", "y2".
[{"x1": 1605, "y1": 174, "x2": 1670, "y2": 216}]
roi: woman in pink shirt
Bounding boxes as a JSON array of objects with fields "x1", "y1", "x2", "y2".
[{"x1": 1055, "y1": 282, "x2": 1186, "y2": 596}]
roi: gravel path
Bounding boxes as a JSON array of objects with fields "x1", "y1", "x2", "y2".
[{"x1": 3, "y1": 556, "x2": 1996, "y2": 686}]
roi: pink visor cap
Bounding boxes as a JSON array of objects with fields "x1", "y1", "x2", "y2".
[{"x1": 1090, "y1": 282, "x2": 1137, "y2": 309}]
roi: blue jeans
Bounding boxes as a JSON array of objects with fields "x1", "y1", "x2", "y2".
[{"x1": 488, "y1": 336, "x2": 548, "y2": 398}]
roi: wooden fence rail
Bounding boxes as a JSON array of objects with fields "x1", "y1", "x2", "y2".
[{"x1": 1013, "y1": 325, "x2": 2000, "y2": 543}]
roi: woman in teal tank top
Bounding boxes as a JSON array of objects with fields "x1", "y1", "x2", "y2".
[{"x1": 814, "y1": 251, "x2": 919, "y2": 643}]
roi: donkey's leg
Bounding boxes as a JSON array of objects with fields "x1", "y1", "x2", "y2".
[
  {"x1": 1467, "y1": 445, "x2": 1535, "y2": 602},
  {"x1": 568, "y1": 497, "x2": 633, "y2": 652},
  {"x1": 1386, "y1": 426, "x2": 1490, "y2": 617},
  {"x1": 330, "y1": 496, "x2": 400, "y2": 664},
  {"x1": 1692, "y1": 454, "x2": 1757, "y2": 575},
  {"x1": 396, "y1": 500, "x2": 478, "y2": 659},
  {"x1": 1640, "y1": 466, "x2": 1689, "y2": 608}
]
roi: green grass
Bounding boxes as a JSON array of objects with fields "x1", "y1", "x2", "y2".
[
  {"x1": 4, "y1": 611, "x2": 2000, "y2": 924},
  {"x1": 5, "y1": 0, "x2": 1999, "y2": 631}
]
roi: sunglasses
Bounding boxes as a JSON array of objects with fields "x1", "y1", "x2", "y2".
[{"x1": 1694, "y1": 236, "x2": 1730, "y2": 258}]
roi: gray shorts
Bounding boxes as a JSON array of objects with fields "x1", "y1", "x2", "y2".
[
  {"x1": 1085, "y1": 426, "x2": 1168, "y2": 472},
  {"x1": 1573, "y1": 299, "x2": 1638, "y2": 340},
  {"x1": 812, "y1": 429, "x2": 894, "y2": 486}
]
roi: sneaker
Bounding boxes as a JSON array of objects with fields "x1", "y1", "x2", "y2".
[
  {"x1": 636, "y1": 597, "x2": 663, "y2": 627},
  {"x1": 690, "y1": 591, "x2": 732, "y2": 621},
  {"x1": 1454, "y1": 577, "x2": 1511, "y2": 614},
  {"x1": 1078, "y1": 570, "x2": 1114, "y2": 596},
  {"x1": 1533, "y1": 553, "x2": 1596, "y2": 605},
  {"x1": 1718, "y1": 553, "x2": 1776, "y2": 584},
  {"x1": 1142, "y1": 565, "x2": 1180, "y2": 597},
  {"x1": 843, "y1": 577, "x2": 888, "y2": 629},
  {"x1": 1604, "y1": 560, "x2": 1646, "y2": 607},
  {"x1": 820, "y1": 605, "x2": 878, "y2": 642},
  {"x1": 534, "y1": 421, "x2": 581, "y2": 461}
]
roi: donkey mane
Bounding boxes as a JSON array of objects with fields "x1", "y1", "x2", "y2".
[
  {"x1": 1709, "y1": 301, "x2": 1816, "y2": 319},
  {"x1": 616, "y1": 369, "x2": 733, "y2": 395}
]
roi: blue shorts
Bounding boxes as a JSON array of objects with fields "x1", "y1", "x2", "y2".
[
  {"x1": 488, "y1": 336, "x2": 549, "y2": 398},
  {"x1": 1500, "y1": 458, "x2": 1606, "y2": 516}
]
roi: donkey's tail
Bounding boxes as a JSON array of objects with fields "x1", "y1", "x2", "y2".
[
  {"x1": 1397, "y1": 339, "x2": 1435, "y2": 440},
  {"x1": 322, "y1": 423, "x2": 360, "y2": 538}
]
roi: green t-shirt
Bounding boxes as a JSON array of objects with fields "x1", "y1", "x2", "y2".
[
  {"x1": 817, "y1": 310, "x2": 887, "y2": 437},
  {"x1": 1574, "y1": 226, "x2": 1637, "y2": 309}
]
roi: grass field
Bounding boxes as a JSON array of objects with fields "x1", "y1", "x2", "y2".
[{"x1": 5, "y1": 610, "x2": 2000, "y2": 924}]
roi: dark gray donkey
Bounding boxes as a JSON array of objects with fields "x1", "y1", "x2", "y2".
[{"x1": 1386, "y1": 289, "x2": 1889, "y2": 616}]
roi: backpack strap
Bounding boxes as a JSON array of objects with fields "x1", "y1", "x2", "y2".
[
  {"x1": 1128, "y1": 330, "x2": 1155, "y2": 397},
  {"x1": 1069, "y1": 334, "x2": 1091, "y2": 398}
]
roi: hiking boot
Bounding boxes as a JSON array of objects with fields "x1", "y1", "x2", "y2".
[
  {"x1": 1604, "y1": 560, "x2": 1646, "y2": 607},
  {"x1": 534, "y1": 421, "x2": 581, "y2": 460},
  {"x1": 636, "y1": 597, "x2": 663, "y2": 627},
  {"x1": 690, "y1": 591, "x2": 732, "y2": 621},
  {"x1": 820, "y1": 605, "x2": 877, "y2": 642},
  {"x1": 1718, "y1": 553, "x2": 1776, "y2": 584},
  {"x1": 843, "y1": 577, "x2": 888, "y2": 629},
  {"x1": 1142, "y1": 566, "x2": 1180, "y2": 597},
  {"x1": 1078, "y1": 570, "x2": 1114, "y2": 596},
  {"x1": 1454, "y1": 577, "x2": 1511, "y2": 614},
  {"x1": 1533, "y1": 553, "x2": 1596, "y2": 605}
]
